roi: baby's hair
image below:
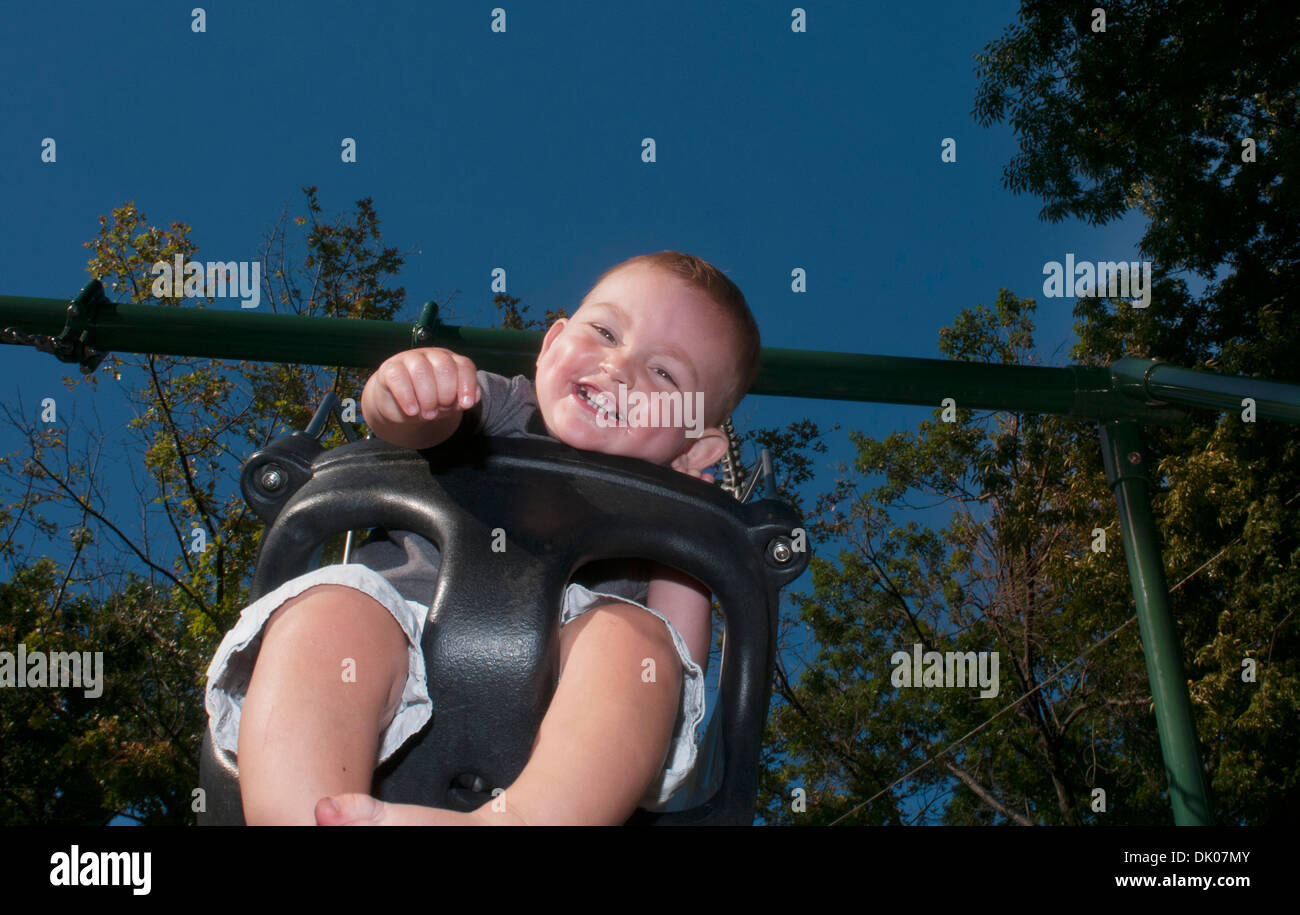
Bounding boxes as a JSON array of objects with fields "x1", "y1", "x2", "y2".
[{"x1": 587, "y1": 251, "x2": 761, "y2": 427}]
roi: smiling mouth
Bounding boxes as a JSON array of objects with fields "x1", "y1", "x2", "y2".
[{"x1": 573, "y1": 383, "x2": 619, "y2": 422}]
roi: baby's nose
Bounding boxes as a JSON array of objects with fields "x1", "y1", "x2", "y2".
[{"x1": 600, "y1": 358, "x2": 629, "y2": 384}]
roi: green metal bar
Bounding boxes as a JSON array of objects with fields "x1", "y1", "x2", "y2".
[
  {"x1": 1112, "y1": 357, "x2": 1300, "y2": 423},
  {"x1": 10, "y1": 285, "x2": 1300, "y2": 424},
  {"x1": 0, "y1": 283, "x2": 1187, "y2": 424},
  {"x1": 0, "y1": 288, "x2": 544, "y2": 377},
  {"x1": 1100, "y1": 420, "x2": 1215, "y2": 825},
  {"x1": 754, "y1": 346, "x2": 1185, "y2": 422}
]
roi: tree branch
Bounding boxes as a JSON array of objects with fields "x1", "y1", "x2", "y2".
[{"x1": 945, "y1": 760, "x2": 1035, "y2": 825}]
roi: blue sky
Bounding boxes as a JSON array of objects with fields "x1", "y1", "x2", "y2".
[
  {"x1": 1, "y1": 0, "x2": 1151, "y2": 537},
  {"x1": 1, "y1": 1, "x2": 1156, "y2": 822}
]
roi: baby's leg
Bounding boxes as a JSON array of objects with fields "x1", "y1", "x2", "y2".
[
  {"x1": 238, "y1": 584, "x2": 409, "y2": 825},
  {"x1": 318, "y1": 600, "x2": 683, "y2": 826},
  {"x1": 487, "y1": 601, "x2": 683, "y2": 824}
]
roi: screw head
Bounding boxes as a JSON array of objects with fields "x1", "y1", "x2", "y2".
[
  {"x1": 1127, "y1": 451, "x2": 1142, "y2": 465},
  {"x1": 414, "y1": 326, "x2": 431, "y2": 342},
  {"x1": 769, "y1": 537, "x2": 793, "y2": 564},
  {"x1": 260, "y1": 465, "x2": 284, "y2": 492}
]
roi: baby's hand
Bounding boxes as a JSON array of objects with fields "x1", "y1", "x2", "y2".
[
  {"x1": 366, "y1": 347, "x2": 481, "y2": 424},
  {"x1": 679, "y1": 468, "x2": 715, "y2": 483},
  {"x1": 669, "y1": 454, "x2": 716, "y2": 483}
]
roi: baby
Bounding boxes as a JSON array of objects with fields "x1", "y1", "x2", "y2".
[{"x1": 205, "y1": 251, "x2": 761, "y2": 824}]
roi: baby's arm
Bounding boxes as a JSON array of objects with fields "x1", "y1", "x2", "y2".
[
  {"x1": 360, "y1": 347, "x2": 481, "y2": 449},
  {"x1": 645, "y1": 464, "x2": 717, "y2": 671},
  {"x1": 645, "y1": 565, "x2": 712, "y2": 674}
]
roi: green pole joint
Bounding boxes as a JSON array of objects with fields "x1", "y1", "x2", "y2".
[
  {"x1": 60, "y1": 280, "x2": 117, "y2": 372},
  {"x1": 411, "y1": 300, "x2": 441, "y2": 348},
  {"x1": 1112, "y1": 357, "x2": 1300, "y2": 423},
  {"x1": 1100, "y1": 420, "x2": 1214, "y2": 825},
  {"x1": 0, "y1": 279, "x2": 118, "y2": 373}
]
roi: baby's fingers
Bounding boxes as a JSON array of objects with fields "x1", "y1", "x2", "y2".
[
  {"x1": 454, "y1": 355, "x2": 481, "y2": 410},
  {"x1": 378, "y1": 358, "x2": 423, "y2": 419},
  {"x1": 419, "y1": 350, "x2": 477, "y2": 415}
]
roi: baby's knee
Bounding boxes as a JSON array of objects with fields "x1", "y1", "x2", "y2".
[
  {"x1": 265, "y1": 584, "x2": 400, "y2": 642},
  {"x1": 260, "y1": 586, "x2": 408, "y2": 679},
  {"x1": 253, "y1": 584, "x2": 410, "y2": 717},
  {"x1": 561, "y1": 601, "x2": 682, "y2": 680}
]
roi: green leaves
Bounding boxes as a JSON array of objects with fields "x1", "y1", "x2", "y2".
[
  {"x1": 0, "y1": 189, "x2": 413, "y2": 823},
  {"x1": 760, "y1": 293, "x2": 1170, "y2": 825},
  {"x1": 975, "y1": 0, "x2": 1300, "y2": 378}
]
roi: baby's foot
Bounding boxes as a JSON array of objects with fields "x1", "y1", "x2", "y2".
[{"x1": 315, "y1": 793, "x2": 473, "y2": 826}]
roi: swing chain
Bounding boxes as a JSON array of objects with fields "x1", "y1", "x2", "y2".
[
  {"x1": 1, "y1": 326, "x2": 53, "y2": 351},
  {"x1": 720, "y1": 417, "x2": 747, "y2": 500},
  {"x1": 720, "y1": 417, "x2": 779, "y2": 504}
]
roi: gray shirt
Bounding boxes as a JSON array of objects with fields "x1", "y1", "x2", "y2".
[{"x1": 349, "y1": 370, "x2": 653, "y2": 606}]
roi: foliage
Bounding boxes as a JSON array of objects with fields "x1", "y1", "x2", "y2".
[
  {"x1": 973, "y1": 0, "x2": 1299, "y2": 377},
  {"x1": 976, "y1": 0, "x2": 1300, "y2": 824},
  {"x1": 491, "y1": 291, "x2": 568, "y2": 331},
  {"x1": 0, "y1": 187, "x2": 409, "y2": 823},
  {"x1": 759, "y1": 292, "x2": 1171, "y2": 825}
]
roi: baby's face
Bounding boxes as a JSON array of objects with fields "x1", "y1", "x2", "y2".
[{"x1": 533, "y1": 264, "x2": 735, "y2": 470}]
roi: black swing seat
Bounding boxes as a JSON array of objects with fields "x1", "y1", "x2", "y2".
[{"x1": 199, "y1": 428, "x2": 808, "y2": 825}]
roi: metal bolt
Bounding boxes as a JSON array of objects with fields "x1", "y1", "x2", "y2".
[
  {"x1": 260, "y1": 465, "x2": 285, "y2": 492},
  {"x1": 769, "y1": 536, "x2": 793, "y2": 564},
  {"x1": 414, "y1": 326, "x2": 431, "y2": 342},
  {"x1": 1127, "y1": 451, "x2": 1142, "y2": 465}
]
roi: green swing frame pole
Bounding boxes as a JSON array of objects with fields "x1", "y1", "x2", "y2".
[
  {"x1": 5, "y1": 284, "x2": 1297, "y2": 422},
  {"x1": 0, "y1": 283, "x2": 1189, "y2": 423},
  {"x1": 1101, "y1": 421, "x2": 1214, "y2": 825},
  {"x1": 1111, "y1": 357, "x2": 1300, "y2": 424}
]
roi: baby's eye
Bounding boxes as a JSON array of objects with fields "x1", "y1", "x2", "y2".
[
  {"x1": 655, "y1": 367, "x2": 677, "y2": 385},
  {"x1": 592, "y1": 324, "x2": 615, "y2": 342}
]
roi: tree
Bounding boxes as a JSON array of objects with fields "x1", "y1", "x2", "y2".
[
  {"x1": 0, "y1": 188, "x2": 410, "y2": 823},
  {"x1": 973, "y1": 0, "x2": 1299, "y2": 377},
  {"x1": 976, "y1": 0, "x2": 1300, "y2": 824},
  {"x1": 755, "y1": 0, "x2": 1299, "y2": 826},
  {"x1": 760, "y1": 292, "x2": 1172, "y2": 825}
]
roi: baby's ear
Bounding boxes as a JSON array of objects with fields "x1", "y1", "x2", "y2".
[
  {"x1": 672, "y1": 426, "x2": 730, "y2": 475},
  {"x1": 535, "y1": 318, "x2": 568, "y2": 365}
]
